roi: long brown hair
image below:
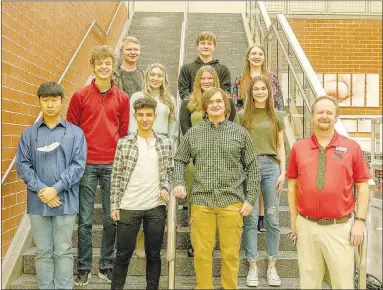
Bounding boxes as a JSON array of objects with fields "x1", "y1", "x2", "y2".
[
  {"x1": 188, "y1": 65, "x2": 220, "y2": 113},
  {"x1": 142, "y1": 63, "x2": 175, "y2": 120},
  {"x1": 241, "y1": 75, "x2": 280, "y2": 148},
  {"x1": 239, "y1": 43, "x2": 268, "y2": 100}
]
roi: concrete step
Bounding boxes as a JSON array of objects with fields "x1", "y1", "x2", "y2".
[
  {"x1": 131, "y1": 19, "x2": 183, "y2": 26},
  {"x1": 186, "y1": 42, "x2": 248, "y2": 50},
  {"x1": 138, "y1": 54, "x2": 180, "y2": 65},
  {"x1": 187, "y1": 31, "x2": 246, "y2": 38},
  {"x1": 23, "y1": 248, "x2": 299, "y2": 277},
  {"x1": 13, "y1": 274, "x2": 326, "y2": 289},
  {"x1": 129, "y1": 27, "x2": 182, "y2": 34},
  {"x1": 188, "y1": 13, "x2": 242, "y2": 21},
  {"x1": 140, "y1": 45, "x2": 180, "y2": 54},
  {"x1": 133, "y1": 12, "x2": 184, "y2": 18},
  {"x1": 71, "y1": 225, "x2": 296, "y2": 251},
  {"x1": 187, "y1": 25, "x2": 245, "y2": 33}
]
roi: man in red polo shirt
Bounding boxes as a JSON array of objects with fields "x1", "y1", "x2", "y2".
[{"x1": 286, "y1": 96, "x2": 371, "y2": 289}]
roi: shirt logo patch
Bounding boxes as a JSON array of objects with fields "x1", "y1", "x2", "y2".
[
  {"x1": 336, "y1": 146, "x2": 348, "y2": 153},
  {"x1": 333, "y1": 151, "x2": 344, "y2": 161}
]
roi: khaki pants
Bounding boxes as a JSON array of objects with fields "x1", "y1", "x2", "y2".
[
  {"x1": 296, "y1": 214, "x2": 354, "y2": 289},
  {"x1": 190, "y1": 203, "x2": 243, "y2": 289}
]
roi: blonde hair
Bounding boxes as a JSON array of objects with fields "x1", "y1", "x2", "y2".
[
  {"x1": 142, "y1": 63, "x2": 175, "y2": 120},
  {"x1": 196, "y1": 31, "x2": 217, "y2": 46},
  {"x1": 120, "y1": 36, "x2": 140, "y2": 51},
  {"x1": 90, "y1": 45, "x2": 116, "y2": 69},
  {"x1": 201, "y1": 88, "x2": 231, "y2": 119},
  {"x1": 188, "y1": 66, "x2": 220, "y2": 113},
  {"x1": 239, "y1": 43, "x2": 268, "y2": 100},
  {"x1": 241, "y1": 75, "x2": 280, "y2": 148}
]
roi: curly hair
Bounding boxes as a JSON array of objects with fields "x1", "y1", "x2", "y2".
[{"x1": 90, "y1": 45, "x2": 116, "y2": 69}]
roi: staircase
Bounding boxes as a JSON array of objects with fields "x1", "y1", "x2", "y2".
[
  {"x1": 129, "y1": 12, "x2": 183, "y2": 97},
  {"x1": 10, "y1": 12, "x2": 327, "y2": 290},
  {"x1": 11, "y1": 189, "x2": 312, "y2": 289}
]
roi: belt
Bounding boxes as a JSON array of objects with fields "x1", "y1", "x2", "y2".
[{"x1": 299, "y1": 213, "x2": 352, "y2": 226}]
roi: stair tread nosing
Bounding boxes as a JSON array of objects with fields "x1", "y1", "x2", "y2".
[{"x1": 13, "y1": 275, "x2": 330, "y2": 289}]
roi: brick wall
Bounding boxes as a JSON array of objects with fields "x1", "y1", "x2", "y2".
[
  {"x1": 288, "y1": 18, "x2": 382, "y2": 115},
  {"x1": 1, "y1": 2, "x2": 128, "y2": 258}
]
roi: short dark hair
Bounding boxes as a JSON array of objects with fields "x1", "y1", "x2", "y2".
[
  {"x1": 37, "y1": 82, "x2": 64, "y2": 99},
  {"x1": 133, "y1": 97, "x2": 157, "y2": 112}
]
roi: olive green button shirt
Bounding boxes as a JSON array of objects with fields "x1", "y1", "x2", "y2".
[{"x1": 173, "y1": 120, "x2": 261, "y2": 207}]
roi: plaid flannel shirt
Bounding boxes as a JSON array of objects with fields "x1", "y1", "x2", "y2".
[
  {"x1": 110, "y1": 131, "x2": 173, "y2": 211},
  {"x1": 173, "y1": 120, "x2": 260, "y2": 208}
]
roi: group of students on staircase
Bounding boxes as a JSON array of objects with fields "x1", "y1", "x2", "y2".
[{"x1": 15, "y1": 29, "x2": 371, "y2": 290}]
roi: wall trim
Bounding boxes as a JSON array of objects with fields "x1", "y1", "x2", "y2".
[
  {"x1": 1, "y1": 214, "x2": 33, "y2": 289},
  {"x1": 281, "y1": 14, "x2": 382, "y2": 20}
]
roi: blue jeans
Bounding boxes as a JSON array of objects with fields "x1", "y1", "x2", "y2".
[
  {"x1": 77, "y1": 164, "x2": 116, "y2": 271},
  {"x1": 111, "y1": 206, "x2": 166, "y2": 290},
  {"x1": 243, "y1": 155, "x2": 281, "y2": 262},
  {"x1": 30, "y1": 214, "x2": 76, "y2": 289}
]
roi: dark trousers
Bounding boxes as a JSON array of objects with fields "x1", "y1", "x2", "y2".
[
  {"x1": 111, "y1": 205, "x2": 166, "y2": 290},
  {"x1": 78, "y1": 164, "x2": 116, "y2": 271}
]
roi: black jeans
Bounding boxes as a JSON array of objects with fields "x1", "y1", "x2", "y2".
[
  {"x1": 111, "y1": 205, "x2": 166, "y2": 290},
  {"x1": 78, "y1": 164, "x2": 116, "y2": 271}
]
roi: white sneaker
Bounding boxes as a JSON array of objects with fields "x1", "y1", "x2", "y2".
[
  {"x1": 246, "y1": 267, "x2": 259, "y2": 287},
  {"x1": 267, "y1": 266, "x2": 281, "y2": 286}
]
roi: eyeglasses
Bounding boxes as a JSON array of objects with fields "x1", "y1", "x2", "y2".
[{"x1": 36, "y1": 126, "x2": 66, "y2": 152}]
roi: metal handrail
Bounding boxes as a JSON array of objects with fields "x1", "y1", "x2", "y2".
[
  {"x1": 248, "y1": 2, "x2": 374, "y2": 288},
  {"x1": 275, "y1": 14, "x2": 349, "y2": 137},
  {"x1": 167, "y1": 2, "x2": 189, "y2": 289},
  {"x1": 1, "y1": 1, "x2": 125, "y2": 185}
]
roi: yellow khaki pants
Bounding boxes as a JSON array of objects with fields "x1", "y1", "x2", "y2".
[
  {"x1": 296, "y1": 214, "x2": 354, "y2": 289},
  {"x1": 190, "y1": 203, "x2": 243, "y2": 290}
]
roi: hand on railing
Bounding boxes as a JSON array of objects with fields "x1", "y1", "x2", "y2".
[{"x1": 173, "y1": 185, "x2": 187, "y2": 199}]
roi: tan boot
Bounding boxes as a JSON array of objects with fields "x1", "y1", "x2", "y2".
[{"x1": 135, "y1": 228, "x2": 145, "y2": 258}]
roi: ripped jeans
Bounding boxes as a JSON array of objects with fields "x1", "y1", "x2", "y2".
[{"x1": 243, "y1": 155, "x2": 281, "y2": 262}]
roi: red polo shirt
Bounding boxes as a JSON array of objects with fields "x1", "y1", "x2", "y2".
[{"x1": 286, "y1": 131, "x2": 372, "y2": 218}]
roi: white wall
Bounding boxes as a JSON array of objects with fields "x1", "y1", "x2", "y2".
[{"x1": 134, "y1": 1, "x2": 246, "y2": 13}]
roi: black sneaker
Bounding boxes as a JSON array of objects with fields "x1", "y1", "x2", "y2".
[
  {"x1": 74, "y1": 269, "x2": 91, "y2": 286},
  {"x1": 187, "y1": 245, "x2": 194, "y2": 257},
  {"x1": 98, "y1": 268, "x2": 113, "y2": 283},
  {"x1": 258, "y1": 219, "x2": 266, "y2": 232}
]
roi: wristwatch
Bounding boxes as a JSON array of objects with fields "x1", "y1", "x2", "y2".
[{"x1": 354, "y1": 216, "x2": 366, "y2": 223}]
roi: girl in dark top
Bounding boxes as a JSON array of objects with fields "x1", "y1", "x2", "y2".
[{"x1": 180, "y1": 65, "x2": 236, "y2": 135}]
